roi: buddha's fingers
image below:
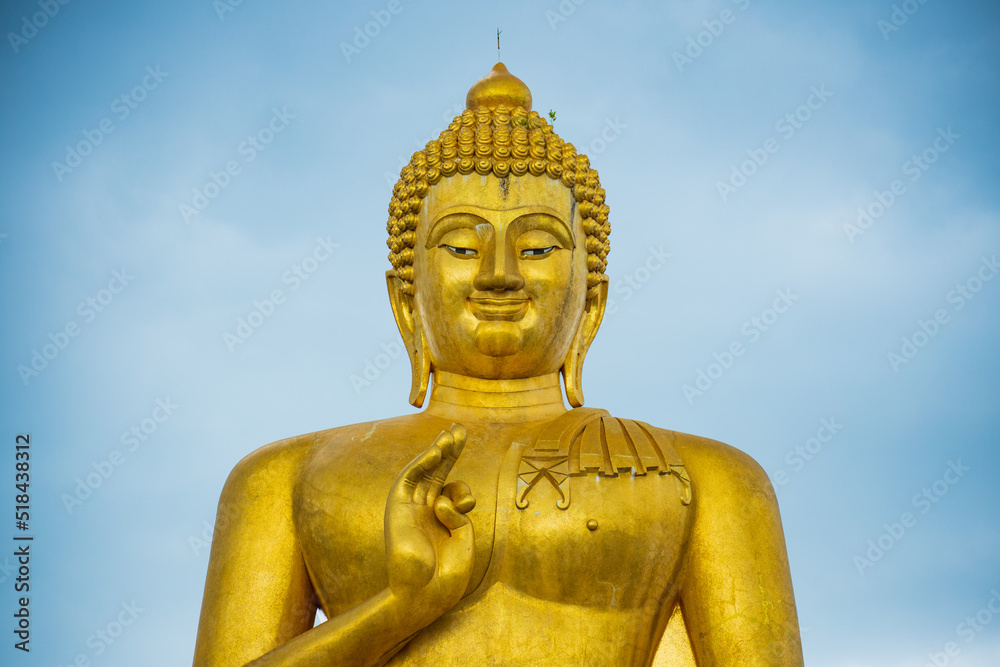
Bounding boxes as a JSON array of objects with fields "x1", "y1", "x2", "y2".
[
  {"x1": 441, "y1": 480, "x2": 476, "y2": 515},
  {"x1": 434, "y1": 495, "x2": 476, "y2": 596},
  {"x1": 433, "y1": 495, "x2": 469, "y2": 532},
  {"x1": 391, "y1": 441, "x2": 443, "y2": 506},
  {"x1": 424, "y1": 424, "x2": 467, "y2": 505},
  {"x1": 412, "y1": 429, "x2": 453, "y2": 505}
]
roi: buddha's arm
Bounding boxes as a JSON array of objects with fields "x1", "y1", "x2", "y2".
[
  {"x1": 191, "y1": 438, "x2": 413, "y2": 667},
  {"x1": 192, "y1": 437, "x2": 317, "y2": 665},
  {"x1": 193, "y1": 428, "x2": 475, "y2": 667},
  {"x1": 674, "y1": 436, "x2": 804, "y2": 666}
]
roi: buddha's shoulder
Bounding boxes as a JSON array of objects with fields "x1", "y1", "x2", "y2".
[
  {"x1": 561, "y1": 407, "x2": 770, "y2": 492},
  {"x1": 647, "y1": 425, "x2": 765, "y2": 475},
  {"x1": 638, "y1": 422, "x2": 775, "y2": 501},
  {"x1": 223, "y1": 413, "x2": 438, "y2": 485}
]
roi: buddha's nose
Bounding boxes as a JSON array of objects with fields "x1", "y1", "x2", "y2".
[{"x1": 473, "y1": 238, "x2": 524, "y2": 292}]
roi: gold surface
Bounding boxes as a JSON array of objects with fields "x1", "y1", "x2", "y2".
[
  {"x1": 466, "y1": 62, "x2": 533, "y2": 112},
  {"x1": 194, "y1": 64, "x2": 804, "y2": 666}
]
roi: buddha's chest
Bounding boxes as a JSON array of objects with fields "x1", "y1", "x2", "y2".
[
  {"x1": 496, "y1": 453, "x2": 692, "y2": 609},
  {"x1": 295, "y1": 414, "x2": 693, "y2": 617}
]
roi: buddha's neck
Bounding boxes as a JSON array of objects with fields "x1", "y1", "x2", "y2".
[{"x1": 424, "y1": 370, "x2": 567, "y2": 424}]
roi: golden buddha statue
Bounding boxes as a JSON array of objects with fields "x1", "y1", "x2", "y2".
[{"x1": 194, "y1": 63, "x2": 804, "y2": 666}]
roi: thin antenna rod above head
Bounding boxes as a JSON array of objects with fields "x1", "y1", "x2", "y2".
[{"x1": 497, "y1": 28, "x2": 502, "y2": 62}]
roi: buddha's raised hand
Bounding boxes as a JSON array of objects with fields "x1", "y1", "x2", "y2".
[{"x1": 385, "y1": 423, "x2": 476, "y2": 624}]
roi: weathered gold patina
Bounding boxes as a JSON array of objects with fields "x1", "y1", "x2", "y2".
[{"x1": 194, "y1": 63, "x2": 804, "y2": 667}]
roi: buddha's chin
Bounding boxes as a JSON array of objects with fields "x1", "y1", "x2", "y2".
[{"x1": 473, "y1": 322, "x2": 524, "y2": 357}]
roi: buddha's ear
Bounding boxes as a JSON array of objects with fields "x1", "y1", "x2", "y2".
[
  {"x1": 562, "y1": 276, "x2": 608, "y2": 408},
  {"x1": 386, "y1": 270, "x2": 430, "y2": 408}
]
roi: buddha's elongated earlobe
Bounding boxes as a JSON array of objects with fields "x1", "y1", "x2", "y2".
[
  {"x1": 407, "y1": 323, "x2": 431, "y2": 407},
  {"x1": 386, "y1": 270, "x2": 431, "y2": 407},
  {"x1": 562, "y1": 277, "x2": 608, "y2": 407}
]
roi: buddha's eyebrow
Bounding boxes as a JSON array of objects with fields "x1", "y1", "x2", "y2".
[
  {"x1": 508, "y1": 213, "x2": 575, "y2": 249},
  {"x1": 426, "y1": 205, "x2": 574, "y2": 248},
  {"x1": 425, "y1": 212, "x2": 488, "y2": 248}
]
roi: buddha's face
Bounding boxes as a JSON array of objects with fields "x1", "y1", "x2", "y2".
[{"x1": 412, "y1": 174, "x2": 589, "y2": 380}]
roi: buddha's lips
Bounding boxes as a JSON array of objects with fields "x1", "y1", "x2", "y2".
[{"x1": 467, "y1": 296, "x2": 529, "y2": 321}]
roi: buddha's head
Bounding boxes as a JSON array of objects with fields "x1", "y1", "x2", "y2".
[{"x1": 386, "y1": 63, "x2": 611, "y2": 408}]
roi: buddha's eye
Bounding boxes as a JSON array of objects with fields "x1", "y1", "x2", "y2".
[
  {"x1": 522, "y1": 246, "x2": 557, "y2": 257},
  {"x1": 443, "y1": 244, "x2": 478, "y2": 257}
]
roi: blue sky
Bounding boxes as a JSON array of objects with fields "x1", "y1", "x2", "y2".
[{"x1": 1, "y1": 1, "x2": 998, "y2": 665}]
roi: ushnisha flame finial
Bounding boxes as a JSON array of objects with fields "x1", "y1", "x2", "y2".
[{"x1": 466, "y1": 62, "x2": 532, "y2": 112}]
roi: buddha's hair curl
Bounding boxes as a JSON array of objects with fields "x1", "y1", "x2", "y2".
[{"x1": 386, "y1": 104, "x2": 610, "y2": 300}]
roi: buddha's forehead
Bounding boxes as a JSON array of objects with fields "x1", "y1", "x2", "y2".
[{"x1": 421, "y1": 174, "x2": 576, "y2": 224}]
